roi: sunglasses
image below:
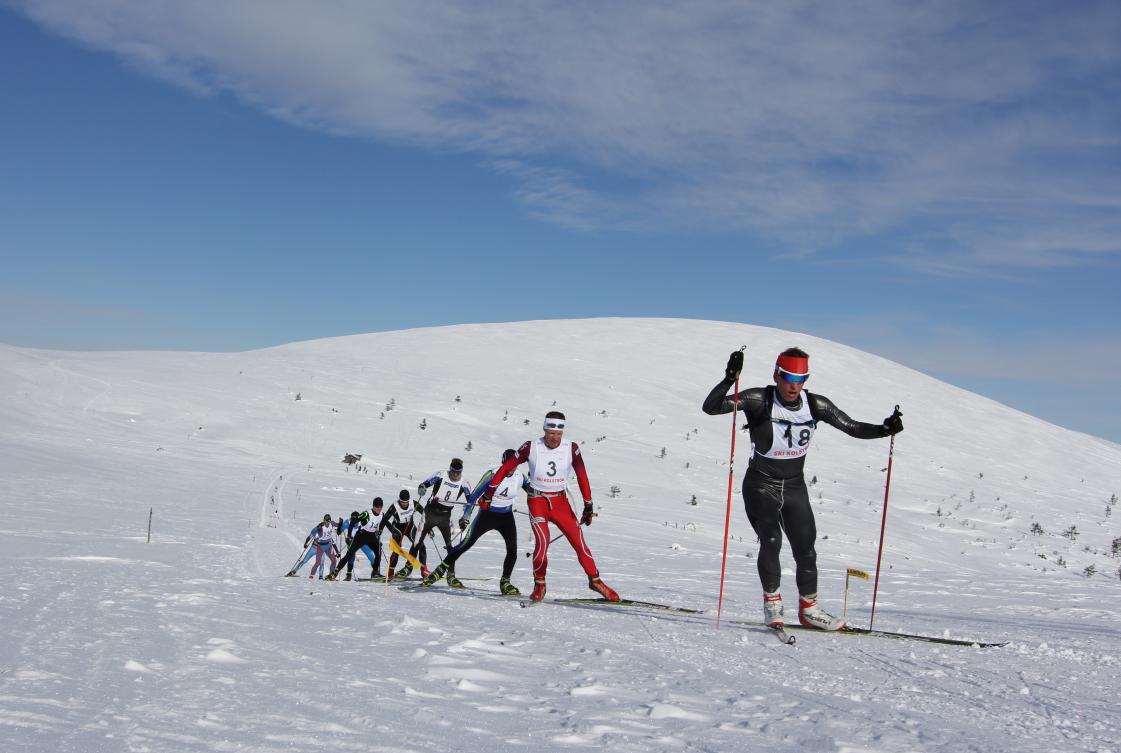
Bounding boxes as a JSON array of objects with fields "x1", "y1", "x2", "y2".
[
  {"x1": 544, "y1": 421, "x2": 565, "y2": 430},
  {"x1": 777, "y1": 368, "x2": 809, "y2": 385}
]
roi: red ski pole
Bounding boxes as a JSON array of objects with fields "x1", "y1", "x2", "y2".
[
  {"x1": 716, "y1": 346, "x2": 745, "y2": 629},
  {"x1": 869, "y1": 405, "x2": 900, "y2": 631}
]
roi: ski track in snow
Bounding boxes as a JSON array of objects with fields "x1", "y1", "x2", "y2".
[{"x1": 1, "y1": 321, "x2": 1119, "y2": 753}]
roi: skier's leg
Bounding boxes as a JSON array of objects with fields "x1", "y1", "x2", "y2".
[
  {"x1": 779, "y1": 480, "x2": 818, "y2": 597},
  {"x1": 743, "y1": 476, "x2": 784, "y2": 593},
  {"x1": 498, "y1": 513, "x2": 518, "y2": 581},
  {"x1": 444, "y1": 512, "x2": 485, "y2": 567},
  {"x1": 528, "y1": 497, "x2": 552, "y2": 581},
  {"x1": 552, "y1": 502, "x2": 599, "y2": 578}
]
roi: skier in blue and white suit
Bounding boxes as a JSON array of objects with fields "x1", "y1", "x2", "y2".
[{"x1": 286, "y1": 514, "x2": 335, "y2": 577}]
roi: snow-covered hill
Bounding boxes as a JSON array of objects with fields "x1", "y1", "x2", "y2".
[{"x1": 1, "y1": 318, "x2": 1118, "y2": 753}]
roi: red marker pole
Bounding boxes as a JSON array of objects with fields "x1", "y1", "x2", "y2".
[
  {"x1": 869, "y1": 405, "x2": 900, "y2": 631},
  {"x1": 715, "y1": 347, "x2": 746, "y2": 629}
]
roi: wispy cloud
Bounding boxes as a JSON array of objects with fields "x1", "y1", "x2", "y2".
[{"x1": 10, "y1": 0, "x2": 1121, "y2": 270}]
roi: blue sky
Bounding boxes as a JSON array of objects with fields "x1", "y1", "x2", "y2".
[{"x1": 2, "y1": 2, "x2": 1120, "y2": 442}]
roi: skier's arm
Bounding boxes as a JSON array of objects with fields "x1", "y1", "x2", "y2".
[
  {"x1": 702, "y1": 381, "x2": 770, "y2": 425},
  {"x1": 808, "y1": 394, "x2": 891, "y2": 439},
  {"x1": 571, "y1": 442, "x2": 592, "y2": 503},
  {"x1": 417, "y1": 474, "x2": 441, "y2": 500}
]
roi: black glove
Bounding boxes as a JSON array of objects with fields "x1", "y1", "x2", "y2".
[
  {"x1": 416, "y1": 484, "x2": 426, "y2": 499},
  {"x1": 580, "y1": 502, "x2": 594, "y2": 526},
  {"x1": 725, "y1": 350, "x2": 744, "y2": 381},
  {"x1": 883, "y1": 407, "x2": 904, "y2": 436},
  {"x1": 458, "y1": 516, "x2": 468, "y2": 531}
]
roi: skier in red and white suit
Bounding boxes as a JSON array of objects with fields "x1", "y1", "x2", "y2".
[{"x1": 482, "y1": 411, "x2": 619, "y2": 602}]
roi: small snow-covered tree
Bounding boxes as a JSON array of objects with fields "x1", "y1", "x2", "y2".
[
  {"x1": 659, "y1": 447, "x2": 666, "y2": 459},
  {"x1": 1111, "y1": 536, "x2": 1121, "y2": 558},
  {"x1": 1083, "y1": 564, "x2": 1096, "y2": 578},
  {"x1": 465, "y1": 440, "x2": 473, "y2": 451},
  {"x1": 1063, "y1": 525, "x2": 1079, "y2": 541},
  {"x1": 419, "y1": 418, "x2": 427, "y2": 430},
  {"x1": 1030, "y1": 522, "x2": 1044, "y2": 535}
]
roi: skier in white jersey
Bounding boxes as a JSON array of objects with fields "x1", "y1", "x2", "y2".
[
  {"x1": 482, "y1": 411, "x2": 619, "y2": 603},
  {"x1": 286, "y1": 514, "x2": 334, "y2": 577},
  {"x1": 412, "y1": 457, "x2": 473, "y2": 579},
  {"x1": 702, "y1": 348, "x2": 903, "y2": 630},
  {"x1": 422, "y1": 449, "x2": 529, "y2": 595},
  {"x1": 309, "y1": 518, "x2": 340, "y2": 579}
]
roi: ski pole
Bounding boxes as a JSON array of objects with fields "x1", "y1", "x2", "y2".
[
  {"x1": 869, "y1": 405, "x2": 900, "y2": 631},
  {"x1": 287, "y1": 543, "x2": 312, "y2": 575},
  {"x1": 716, "y1": 346, "x2": 746, "y2": 629}
]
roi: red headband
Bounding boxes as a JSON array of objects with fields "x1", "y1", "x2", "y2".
[{"x1": 776, "y1": 354, "x2": 809, "y2": 376}]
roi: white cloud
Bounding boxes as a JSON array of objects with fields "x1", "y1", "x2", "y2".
[{"x1": 10, "y1": 0, "x2": 1121, "y2": 269}]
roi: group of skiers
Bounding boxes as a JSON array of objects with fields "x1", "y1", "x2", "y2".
[
  {"x1": 284, "y1": 348, "x2": 903, "y2": 630},
  {"x1": 286, "y1": 410, "x2": 619, "y2": 602}
]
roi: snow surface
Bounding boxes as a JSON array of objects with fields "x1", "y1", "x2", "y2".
[{"x1": 1, "y1": 318, "x2": 1119, "y2": 753}]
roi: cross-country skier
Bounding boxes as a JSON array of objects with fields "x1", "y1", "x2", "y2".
[
  {"x1": 327, "y1": 499, "x2": 385, "y2": 581},
  {"x1": 381, "y1": 490, "x2": 422, "y2": 579},
  {"x1": 309, "y1": 517, "x2": 341, "y2": 579},
  {"x1": 411, "y1": 458, "x2": 473, "y2": 579},
  {"x1": 286, "y1": 514, "x2": 336, "y2": 577},
  {"x1": 482, "y1": 411, "x2": 619, "y2": 603},
  {"x1": 702, "y1": 348, "x2": 903, "y2": 630},
  {"x1": 422, "y1": 449, "x2": 529, "y2": 594}
]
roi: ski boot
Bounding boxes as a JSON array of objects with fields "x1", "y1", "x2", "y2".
[
  {"x1": 588, "y1": 575, "x2": 620, "y2": 602},
  {"x1": 530, "y1": 578, "x2": 547, "y2": 602},
  {"x1": 323, "y1": 569, "x2": 339, "y2": 582},
  {"x1": 763, "y1": 591, "x2": 784, "y2": 627},
  {"x1": 371, "y1": 567, "x2": 382, "y2": 580},
  {"x1": 284, "y1": 570, "x2": 297, "y2": 577},
  {"x1": 421, "y1": 563, "x2": 448, "y2": 587},
  {"x1": 421, "y1": 566, "x2": 431, "y2": 579},
  {"x1": 343, "y1": 571, "x2": 353, "y2": 582},
  {"x1": 798, "y1": 594, "x2": 845, "y2": 631},
  {"x1": 499, "y1": 578, "x2": 521, "y2": 596},
  {"x1": 394, "y1": 563, "x2": 413, "y2": 580},
  {"x1": 445, "y1": 571, "x2": 465, "y2": 589}
]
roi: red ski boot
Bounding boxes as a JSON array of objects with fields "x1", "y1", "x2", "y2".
[
  {"x1": 588, "y1": 575, "x2": 620, "y2": 602},
  {"x1": 530, "y1": 579, "x2": 547, "y2": 602}
]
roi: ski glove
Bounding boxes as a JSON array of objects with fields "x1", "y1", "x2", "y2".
[
  {"x1": 882, "y1": 407, "x2": 904, "y2": 436},
  {"x1": 478, "y1": 497, "x2": 490, "y2": 511},
  {"x1": 416, "y1": 484, "x2": 427, "y2": 499},
  {"x1": 580, "y1": 502, "x2": 595, "y2": 526},
  {"x1": 725, "y1": 350, "x2": 744, "y2": 381},
  {"x1": 458, "y1": 516, "x2": 468, "y2": 531}
]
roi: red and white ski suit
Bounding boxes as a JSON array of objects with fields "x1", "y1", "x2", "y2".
[{"x1": 485, "y1": 437, "x2": 599, "y2": 581}]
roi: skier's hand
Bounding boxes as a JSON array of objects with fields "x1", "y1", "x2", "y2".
[
  {"x1": 725, "y1": 350, "x2": 744, "y2": 381},
  {"x1": 882, "y1": 407, "x2": 904, "y2": 436},
  {"x1": 458, "y1": 516, "x2": 468, "y2": 531},
  {"x1": 417, "y1": 484, "x2": 426, "y2": 499},
  {"x1": 478, "y1": 497, "x2": 490, "y2": 511},
  {"x1": 580, "y1": 502, "x2": 595, "y2": 526}
]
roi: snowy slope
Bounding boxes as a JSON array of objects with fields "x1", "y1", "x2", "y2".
[{"x1": 1, "y1": 318, "x2": 1119, "y2": 753}]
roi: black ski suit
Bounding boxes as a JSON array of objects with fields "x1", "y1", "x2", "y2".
[{"x1": 703, "y1": 379, "x2": 890, "y2": 595}]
